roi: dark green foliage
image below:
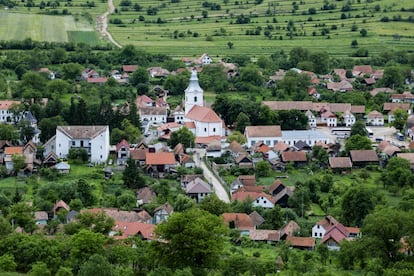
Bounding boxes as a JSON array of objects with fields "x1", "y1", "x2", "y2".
[
  {"x1": 167, "y1": 127, "x2": 195, "y2": 149},
  {"x1": 122, "y1": 158, "x2": 146, "y2": 189}
]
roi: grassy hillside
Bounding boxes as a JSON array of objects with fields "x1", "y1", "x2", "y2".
[
  {"x1": 107, "y1": 0, "x2": 414, "y2": 57},
  {"x1": 0, "y1": 0, "x2": 413, "y2": 56}
]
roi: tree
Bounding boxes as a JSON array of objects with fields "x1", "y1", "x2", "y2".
[
  {"x1": 351, "y1": 39, "x2": 358, "y2": 48},
  {"x1": 78, "y1": 254, "x2": 113, "y2": 276},
  {"x1": 69, "y1": 229, "x2": 107, "y2": 271},
  {"x1": 278, "y1": 110, "x2": 308, "y2": 130},
  {"x1": 0, "y1": 124, "x2": 18, "y2": 142},
  {"x1": 8, "y1": 202, "x2": 37, "y2": 233},
  {"x1": 168, "y1": 127, "x2": 195, "y2": 149},
  {"x1": 227, "y1": 41, "x2": 234, "y2": 49},
  {"x1": 11, "y1": 154, "x2": 26, "y2": 173},
  {"x1": 382, "y1": 157, "x2": 413, "y2": 189},
  {"x1": 39, "y1": 115, "x2": 65, "y2": 143},
  {"x1": 0, "y1": 215, "x2": 12, "y2": 237},
  {"x1": 234, "y1": 112, "x2": 251, "y2": 132},
  {"x1": 46, "y1": 79, "x2": 71, "y2": 96},
  {"x1": 0, "y1": 254, "x2": 17, "y2": 272},
  {"x1": 350, "y1": 120, "x2": 368, "y2": 136},
  {"x1": 312, "y1": 145, "x2": 328, "y2": 165},
  {"x1": 130, "y1": 67, "x2": 149, "y2": 87},
  {"x1": 341, "y1": 186, "x2": 375, "y2": 227},
  {"x1": 173, "y1": 194, "x2": 196, "y2": 212},
  {"x1": 391, "y1": 108, "x2": 408, "y2": 132},
  {"x1": 382, "y1": 66, "x2": 404, "y2": 88},
  {"x1": 76, "y1": 179, "x2": 95, "y2": 207},
  {"x1": 255, "y1": 160, "x2": 271, "y2": 177},
  {"x1": 122, "y1": 158, "x2": 146, "y2": 189},
  {"x1": 227, "y1": 131, "x2": 247, "y2": 145},
  {"x1": 344, "y1": 134, "x2": 372, "y2": 154},
  {"x1": 153, "y1": 208, "x2": 228, "y2": 272},
  {"x1": 62, "y1": 63, "x2": 82, "y2": 80},
  {"x1": 18, "y1": 119, "x2": 35, "y2": 144},
  {"x1": 360, "y1": 28, "x2": 368, "y2": 37},
  {"x1": 28, "y1": 261, "x2": 51, "y2": 276},
  {"x1": 362, "y1": 207, "x2": 407, "y2": 266},
  {"x1": 199, "y1": 194, "x2": 230, "y2": 215}
]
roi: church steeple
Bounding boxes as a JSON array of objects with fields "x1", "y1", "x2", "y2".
[{"x1": 184, "y1": 70, "x2": 204, "y2": 115}]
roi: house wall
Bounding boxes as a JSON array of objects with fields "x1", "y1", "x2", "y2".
[
  {"x1": 0, "y1": 109, "x2": 14, "y2": 123},
  {"x1": 252, "y1": 196, "x2": 274, "y2": 209},
  {"x1": 141, "y1": 114, "x2": 167, "y2": 125},
  {"x1": 367, "y1": 117, "x2": 384, "y2": 126},
  {"x1": 312, "y1": 224, "x2": 326, "y2": 238},
  {"x1": 194, "y1": 121, "x2": 222, "y2": 137},
  {"x1": 55, "y1": 130, "x2": 72, "y2": 159},
  {"x1": 344, "y1": 115, "x2": 355, "y2": 127},
  {"x1": 247, "y1": 136, "x2": 281, "y2": 147}
]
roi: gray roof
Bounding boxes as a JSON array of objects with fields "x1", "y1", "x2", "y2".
[
  {"x1": 57, "y1": 125, "x2": 108, "y2": 139},
  {"x1": 55, "y1": 162, "x2": 70, "y2": 170},
  {"x1": 281, "y1": 130, "x2": 329, "y2": 141},
  {"x1": 184, "y1": 70, "x2": 203, "y2": 94},
  {"x1": 186, "y1": 177, "x2": 212, "y2": 194}
]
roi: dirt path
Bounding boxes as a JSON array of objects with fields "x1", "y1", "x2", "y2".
[{"x1": 96, "y1": 0, "x2": 122, "y2": 48}]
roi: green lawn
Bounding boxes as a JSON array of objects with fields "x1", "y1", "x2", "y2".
[{"x1": 0, "y1": 11, "x2": 95, "y2": 43}]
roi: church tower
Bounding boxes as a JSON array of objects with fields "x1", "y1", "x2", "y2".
[{"x1": 184, "y1": 70, "x2": 204, "y2": 115}]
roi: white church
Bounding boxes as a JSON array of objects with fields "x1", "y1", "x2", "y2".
[{"x1": 173, "y1": 70, "x2": 225, "y2": 144}]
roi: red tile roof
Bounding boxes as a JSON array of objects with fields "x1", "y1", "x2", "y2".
[
  {"x1": 329, "y1": 157, "x2": 352, "y2": 169},
  {"x1": 286, "y1": 236, "x2": 315, "y2": 248},
  {"x1": 0, "y1": 100, "x2": 20, "y2": 109},
  {"x1": 195, "y1": 136, "x2": 221, "y2": 144},
  {"x1": 4, "y1": 147, "x2": 23, "y2": 155},
  {"x1": 281, "y1": 151, "x2": 307, "y2": 162},
  {"x1": 116, "y1": 139, "x2": 130, "y2": 152},
  {"x1": 245, "y1": 125, "x2": 282, "y2": 137},
  {"x1": 186, "y1": 105, "x2": 222, "y2": 123},
  {"x1": 350, "y1": 150, "x2": 378, "y2": 162},
  {"x1": 122, "y1": 65, "x2": 138, "y2": 72},
  {"x1": 231, "y1": 191, "x2": 275, "y2": 204},
  {"x1": 145, "y1": 152, "x2": 176, "y2": 165},
  {"x1": 222, "y1": 213, "x2": 255, "y2": 230},
  {"x1": 383, "y1": 102, "x2": 410, "y2": 112},
  {"x1": 112, "y1": 221, "x2": 156, "y2": 240}
]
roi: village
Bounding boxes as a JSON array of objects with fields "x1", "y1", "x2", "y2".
[{"x1": 0, "y1": 49, "x2": 414, "y2": 275}]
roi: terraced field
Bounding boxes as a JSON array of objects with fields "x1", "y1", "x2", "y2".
[{"x1": 107, "y1": 0, "x2": 414, "y2": 57}]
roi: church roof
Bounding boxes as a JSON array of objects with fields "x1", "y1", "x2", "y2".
[
  {"x1": 186, "y1": 105, "x2": 222, "y2": 123},
  {"x1": 184, "y1": 70, "x2": 203, "y2": 94}
]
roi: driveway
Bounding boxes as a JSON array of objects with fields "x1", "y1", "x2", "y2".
[{"x1": 193, "y1": 149, "x2": 230, "y2": 203}]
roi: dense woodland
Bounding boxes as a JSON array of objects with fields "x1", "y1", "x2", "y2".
[{"x1": 0, "y1": 44, "x2": 414, "y2": 275}]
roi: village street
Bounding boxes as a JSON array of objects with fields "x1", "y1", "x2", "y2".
[{"x1": 193, "y1": 149, "x2": 230, "y2": 203}]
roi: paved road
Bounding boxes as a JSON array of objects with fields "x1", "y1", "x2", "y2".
[{"x1": 193, "y1": 149, "x2": 230, "y2": 203}]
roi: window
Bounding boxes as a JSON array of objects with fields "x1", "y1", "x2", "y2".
[
  {"x1": 194, "y1": 96, "x2": 197, "y2": 102},
  {"x1": 80, "y1": 140, "x2": 84, "y2": 147},
  {"x1": 213, "y1": 128, "x2": 216, "y2": 132},
  {"x1": 319, "y1": 233, "x2": 322, "y2": 237},
  {"x1": 204, "y1": 128, "x2": 207, "y2": 132},
  {"x1": 317, "y1": 225, "x2": 320, "y2": 229},
  {"x1": 264, "y1": 201, "x2": 267, "y2": 204},
  {"x1": 72, "y1": 141, "x2": 75, "y2": 146},
  {"x1": 314, "y1": 233, "x2": 317, "y2": 237},
  {"x1": 256, "y1": 200, "x2": 259, "y2": 203}
]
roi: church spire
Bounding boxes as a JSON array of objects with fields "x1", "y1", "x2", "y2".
[{"x1": 184, "y1": 70, "x2": 204, "y2": 115}]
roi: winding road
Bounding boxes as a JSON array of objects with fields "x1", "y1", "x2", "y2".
[{"x1": 96, "y1": 0, "x2": 122, "y2": 48}]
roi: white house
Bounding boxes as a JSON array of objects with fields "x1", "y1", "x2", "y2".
[
  {"x1": 252, "y1": 193, "x2": 275, "y2": 209},
  {"x1": 0, "y1": 100, "x2": 20, "y2": 123},
  {"x1": 342, "y1": 110, "x2": 356, "y2": 127},
  {"x1": 139, "y1": 106, "x2": 167, "y2": 125},
  {"x1": 312, "y1": 216, "x2": 339, "y2": 238},
  {"x1": 245, "y1": 125, "x2": 282, "y2": 147},
  {"x1": 281, "y1": 129, "x2": 331, "y2": 147},
  {"x1": 367, "y1": 110, "x2": 384, "y2": 126},
  {"x1": 54, "y1": 125, "x2": 110, "y2": 164},
  {"x1": 185, "y1": 177, "x2": 212, "y2": 203},
  {"x1": 305, "y1": 110, "x2": 317, "y2": 128},
  {"x1": 320, "y1": 111, "x2": 337, "y2": 127}
]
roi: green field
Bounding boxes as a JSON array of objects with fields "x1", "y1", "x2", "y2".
[
  {"x1": 0, "y1": 11, "x2": 95, "y2": 43},
  {"x1": 107, "y1": 0, "x2": 414, "y2": 57}
]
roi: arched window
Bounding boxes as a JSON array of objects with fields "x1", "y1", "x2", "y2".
[{"x1": 194, "y1": 96, "x2": 197, "y2": 102}]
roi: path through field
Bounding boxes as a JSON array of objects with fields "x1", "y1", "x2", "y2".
[{"x1": 96, "y1": 0, "x2": 122, "y2": 48}]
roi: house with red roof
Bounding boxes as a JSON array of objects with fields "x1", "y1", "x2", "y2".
[
  {"x1": 320, "y1": 223, "x2": 360, "y2": 250},
  {"x1": 145, "y1": 152, "x2": 176, "y2": 176},
  {"x1": 115, "y1": 139, "x2": 130, "y2": 165},
  {"x1": 0, "y1": 100, "x2": 20, "y2": 123},
  {"x1": 286, "y1": 236, "x2": 316, "y2": 250},
  {"x1": 312, "y1": 215, "x2": 339, "y2": 238},
  {"x1": 222, "y1": 213, "x2": 255, "y2": 234},
  {"x1": 110, "y1": 221, "x2": 156, "y2": 240},
  {"x1": 231, "y1": 191, "x2": 276, "y2": 209},
  {"x1": 122, "y1": 65, "x2": 138, "y2": 73}
]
